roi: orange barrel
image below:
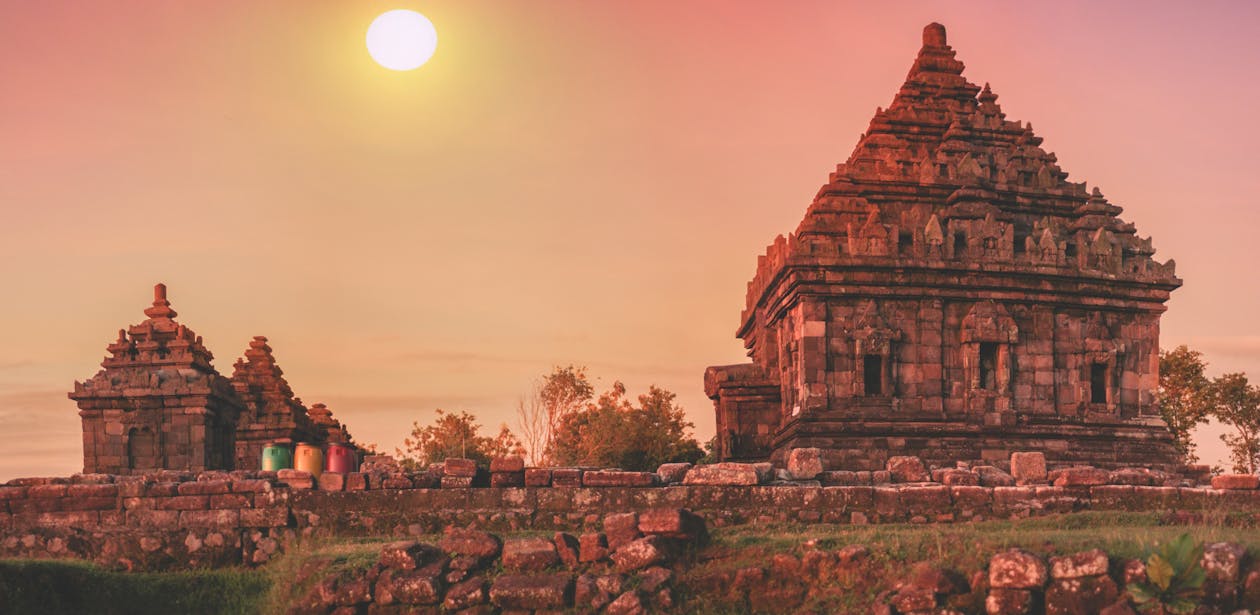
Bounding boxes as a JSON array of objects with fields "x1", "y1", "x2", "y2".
[
  {"x1": 294, "y1": 442, "x2": 324, "y2": 478},
  {"x1": 325, "y1": 443, "x2": 357, "y2": 473},
  {"x1": 261, "y1": 442, "x2": 293, "y2": 471}
]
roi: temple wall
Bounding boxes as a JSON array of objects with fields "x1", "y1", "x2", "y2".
[{"x1": 0, "y1": 460, "x2": 1247, "y2": 572}]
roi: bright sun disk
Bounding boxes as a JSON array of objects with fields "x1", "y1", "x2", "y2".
[{"x1": 366, "y1": 10, "x2": 438, "y2": 71}]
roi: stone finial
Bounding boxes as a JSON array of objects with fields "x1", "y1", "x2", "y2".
[
  {"x1": 142, "y1": 282, "x2": 177, "y2": 320},
  {"x1": 923, "y1": 23, "x2": 947, "y2": 48}
]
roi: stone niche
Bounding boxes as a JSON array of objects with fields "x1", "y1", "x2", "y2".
[{"x1": 706, "y1": 23, "x2": 1182, "y2": 471}]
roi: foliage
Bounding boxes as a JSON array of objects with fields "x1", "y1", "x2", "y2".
[
  {"x1": 1208, "y1": 372, "x2": 1260, "y2": 474},
  {"x1": 1157, "y1": 346, "x2": 1212, "y2": 463},
  {"x1": 517, "y1": 365, "x2": 594, "y2": 466},
  {"x1": 397, "y1": 409, "x2": 524, "y2": 470},
  {"x1": 548, "y1": 380, "x2": 704, "y2": 471},
  {"x1": 1128, "y1": 533, "x2": 1206, "y2": 614}
]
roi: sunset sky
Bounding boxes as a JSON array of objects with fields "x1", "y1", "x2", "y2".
[{"x1": 2, "y1": 1, "x2": 1259, "y2": 480}]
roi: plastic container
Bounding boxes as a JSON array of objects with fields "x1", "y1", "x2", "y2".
[
  {"x1": 294, "y1": 442, "x2": 324, "y2": 478},
  {"x1": 261, "y1": 443, "x2": 293, "y2": 471},
  {"x1": 324, "y1": 443, "x2": 357, "y2": 474}
]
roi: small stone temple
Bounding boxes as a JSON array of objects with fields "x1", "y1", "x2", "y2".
[
  {"x1": 71, "y1": 284, "x2": 355, "y2": 474},
  {"x1": 705, "y1": 24, "x2": 1182, "y2": 470}
]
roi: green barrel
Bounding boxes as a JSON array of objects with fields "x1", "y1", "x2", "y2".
[{"x1": 261, "y1": 443, "x2": 293, "y2": 471}]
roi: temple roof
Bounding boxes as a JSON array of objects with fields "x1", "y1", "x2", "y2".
[{"x1": 99, "y1": 283, "x2": 217, "y2": 372}]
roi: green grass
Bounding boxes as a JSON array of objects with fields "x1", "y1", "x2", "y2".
[
  {"x1": 5, "y1": 513, "x2": 1260, "y2": 615},
  {"x1": 0, "y1": 559, "x2": 268, "y2": 615}
]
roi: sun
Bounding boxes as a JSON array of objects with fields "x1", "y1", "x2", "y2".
[{"x1": 366, "y1": 10, "x2": 438, "y2": 71}]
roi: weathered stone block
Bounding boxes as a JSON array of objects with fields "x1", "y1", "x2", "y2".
[
  {"x1": 502, "y1": 537, "x2": 560, "y2": 571},
  {"x1": 611, "y1": 536, "x2": 674, "y2": 572},
  {"x1": 318, "y1": 473, "x2": 345, "y2": 492},
  {"x1": 1211, "y1": 474, "x2": 1259, "y2": 490},
  {"x1": 1050, "y1": 549, "x2": 1109, "y2": 579},
  {"x1": 1052, "y1": 467, "x2": 1109, "y2": 488},
  {"x1": 603, "y1": 512, "x2": 641, "y2": 550},
  {"x1": 1010, "y1": 452, "x2": 1047, "y2": 484},
  {"x1": 1045, "y1": 576, "x2": 1118, "y2": 615},
  {"x1": 554, "y1": 532, "x2": 580, "y2": 567},
  {"x1": 489, "y1": 457, "x2": 525, "y2": 473},
  {"x1": 985, "y1": 588, "x2": 1033, "y2": 615},
  {"x1": 443, "y1": 458, "x2": 477, "y2": 477},
  {"x1": 887, "y1": 456, "x2": 928, "y2": 483},
  {"x1": 524, "y1": 468, "x2": 552, "y2": 487},
  {"x1": 489, "y1": 574, "x2": 574, "y2": 610},
  {"x1": 438, "y1": 528, "x2": 502, "y2": 561},
  {"x1": 581, "y1": 471, "x2": 656, "y2": 487},
  {"x1": 655, "y1": 463, "x2": 692, "y2": 484},
  {"x1": 443, "y1": 578, "x2": 488, "y2": 611},
  {"x1": 375, "y1": 567, "x2": 445, "y2": 605},
  {"x1": 989, "y1": 549, "x2": 1047, "y2": 589},
  {"x1": 682, "y1": 463, "x2": 762, "y2": 486},
  {"x1": 787, "y1": 448, "x2": 825, "y2": 479},
  {"x1": 579, "y1": 533, "x2": 609, "y2": 563},
  {"x1": 551, "y1": 468, "x2": 584, "y2": 487},
  {"x1": 379, "y1": 541, "x2": 444, "y2": 571},
  {"x1": 637, "y1": 508, "x2": 707, "y2": 544},
  {"x1": 490, "y1": 472, "x2": 524, "y2": 488}
]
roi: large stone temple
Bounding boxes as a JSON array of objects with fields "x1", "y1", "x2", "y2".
[
  {"x1": 705, "y1": 24, "x2": 1183, "y2": 470},
  {"x1": 70, "y1": 284, "x2": 356, "y2": 474}
]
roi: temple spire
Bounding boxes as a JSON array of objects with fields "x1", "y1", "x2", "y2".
[
  {"x1": 143, "y1": 282, "x2": 177, "y2": 320},
  {"x1": 923, "y1": 22, "x2": 947, "y2": 48}
]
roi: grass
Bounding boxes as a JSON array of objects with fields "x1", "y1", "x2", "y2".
[
  {"x1": 4, "y1": 513, "x2": 1260, "y2": 614},
  {"x1": 0, "y1": 559, "x2": 268, "y2": 615}
]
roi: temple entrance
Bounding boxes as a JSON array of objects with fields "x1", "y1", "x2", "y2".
[
  {"x1": 979, "y1": 343, "x2": 998, "y2": 390},
  {"x1": 1091, "y1": 363, "x2": 1108, "y2": 404},
  {"x1": 863, "y1": 355, "x2": 883, "y2": 396}
]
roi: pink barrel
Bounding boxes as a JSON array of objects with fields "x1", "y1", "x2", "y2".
[{"x1": 324, "y1": 443, "x2": 357, "y2": 473}]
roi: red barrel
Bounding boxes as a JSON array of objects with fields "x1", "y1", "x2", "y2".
[{"x1": 325, "y1": 443, "x2": 358, "y2": 473}]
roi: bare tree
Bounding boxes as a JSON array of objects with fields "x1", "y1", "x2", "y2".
[{"x1": 516, "y1": 365, "x2": 594, "y2": 466}]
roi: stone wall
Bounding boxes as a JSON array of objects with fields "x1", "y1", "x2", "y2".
[{"x1": 0, "y1": 454, "x2": 1251, "y2": 572}]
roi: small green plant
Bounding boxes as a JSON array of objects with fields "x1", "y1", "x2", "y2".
[{"x1": 1128, "y1": 533, "x2": 1206, "y2": 614}]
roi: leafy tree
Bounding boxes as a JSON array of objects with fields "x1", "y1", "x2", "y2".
[
  {"x1": 397, "y1": 409, "x2": 525, "y2": 471},
  {"x1": 517, "y1": 365, "x2": 594, "y2": 465},
  {"x1": 1157, "y1": 346, "x2": 1212, "y2": 463},
  {"x1": 548, "y1": 381, "x2": 704, "y2": 471},
  {"x1": 1208, "y1": 372, "x2": 1260, "y2": 474}
]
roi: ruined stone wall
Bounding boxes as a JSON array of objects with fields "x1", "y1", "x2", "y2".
[{"x1": 0, "y1": 455, "x2": 1253, "y2": 572}]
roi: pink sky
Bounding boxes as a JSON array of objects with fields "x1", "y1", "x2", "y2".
[{"x1": 2, "y1": 1, "x2": 1258, "y2": 479}]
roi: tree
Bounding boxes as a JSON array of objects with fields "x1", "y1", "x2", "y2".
[
  {"x1": 1208, "y1": 373, "x2": 1260, "y2": 474},
  {"x1": 517, "y1": 365, "x2": 594, "y2": 465},
  {"x1": 397, "y1": 409, "x2": 525, "y2": 471},
  {"x1": 548, "y1": 381, "x2": 704, "y2": 471},
  {"x1": 1157, "y1": 346, "x2": 1212, "y2": 463}
]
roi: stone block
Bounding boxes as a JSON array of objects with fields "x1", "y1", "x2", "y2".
[
  {"x1": 440, "y1": 476, "x2": 474, "y2": 489},
  {"x1": 180, "y1": 509, "x2": 240, "y2": 528},
  {"x1": 1045, "y1": 576, "x2": 1119, "y2": 615},
  {"x1": 374, "y1": 566, "x2": 445, "y2": 605},
  {"x1": 439, "y1": 527, "x2": 502, "y2": 561},
  {"x1": 887, "y1": 456, "x2": 928, "y2": 482},
  {"x1": 176, "y1": 480, "x2": 230, "y2": 495},
  {"x1": 787, "y1": 448, "x2": 825, "y2": 479},
  {"x1": 655, "y1": 463, "x2": 692, "y2": 484},
  {"x1": 554, "y1": 532, "x2": 580, "y2": 567},
  {"x1": 240, "y1": 507, "x2": 289, "y2": 528},
  {"x1": 209, "y1": 494, "x2": 250, "y2": 509},
  {"x1": 502, "y1": 537, "x2": 560, "y2": 571},
  {"x1": 989, "y1": 549, "x2": 1047, "y2": 589},
  {"x1": 489, "y1": 574, "x2": 574, "y2": 610},
  {"x1": 1009, "y1": 452, "x2": 1047, "y2": 483},
  {"x1": 318, "y1": 473, "x2": 346, "y2": 492},
  {"x1": 524, "y1": 468, "x2": 553, "y2": 487},
  {"x1": 638, "y1": 508, "x2": 707, "y2": 544},
  {"x1": 443, "y1": 458, "x2": 477, "y2": 477},
  {"x1": 489, "y1": 457, "x2": 525, "y2": 473},
  {"x1": 1211, "y1": 474, "x2": 1259, "y2": 490},
  {"x1": 1050, "y1": 549, "x2": 1109, "y2": 579},
  {"x1": 611, "y1": 536, "x2": 675, "y2": 572},
  {"x1": 66, "y1": 484, "x2": 118, "y2": 498},
  {"x1": 682, "y1": 463, "x2": 762, "y2": 486},
  {"x1": 986, "y1": 588, "x2": 1033, "y2": 614},
  {"x1": 490, "y1": 472, "x2": 525, "y2": 488},
  {"x1": 379, "y1": 541, "x2": 445, "y2": 571},
  {"x1": 158, "y1": 495, "x2": 209, "y2": 511},
  {"x1": 551, "y1": 468, "x2": 584, "y2": 487},
  {"x1": 603, "y1": 512, "x2": 641, "y2": 550},
  {"x1": 1052, "y1": 467, "x2": 1109, "y2": 487},
  {"x1": 443, "y1": 578, "x2": 488, "y2": 611},
  {"x1": 344, "y1": 473, "x2": 368, "y2": 491},
  {"x1": 581, "y1": 471, "x2": 656, "y2": 487},
  {"x1": 579, "y1": 533, "x2": 609, "y2": 563}
]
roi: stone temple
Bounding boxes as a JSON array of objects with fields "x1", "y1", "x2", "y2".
[
  {"x1": 705, "y1": 24, "x2": 1182, "y2": 471},
  {"x1": 70, "y1": 284, "x2": 356, "y2": 474}
]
